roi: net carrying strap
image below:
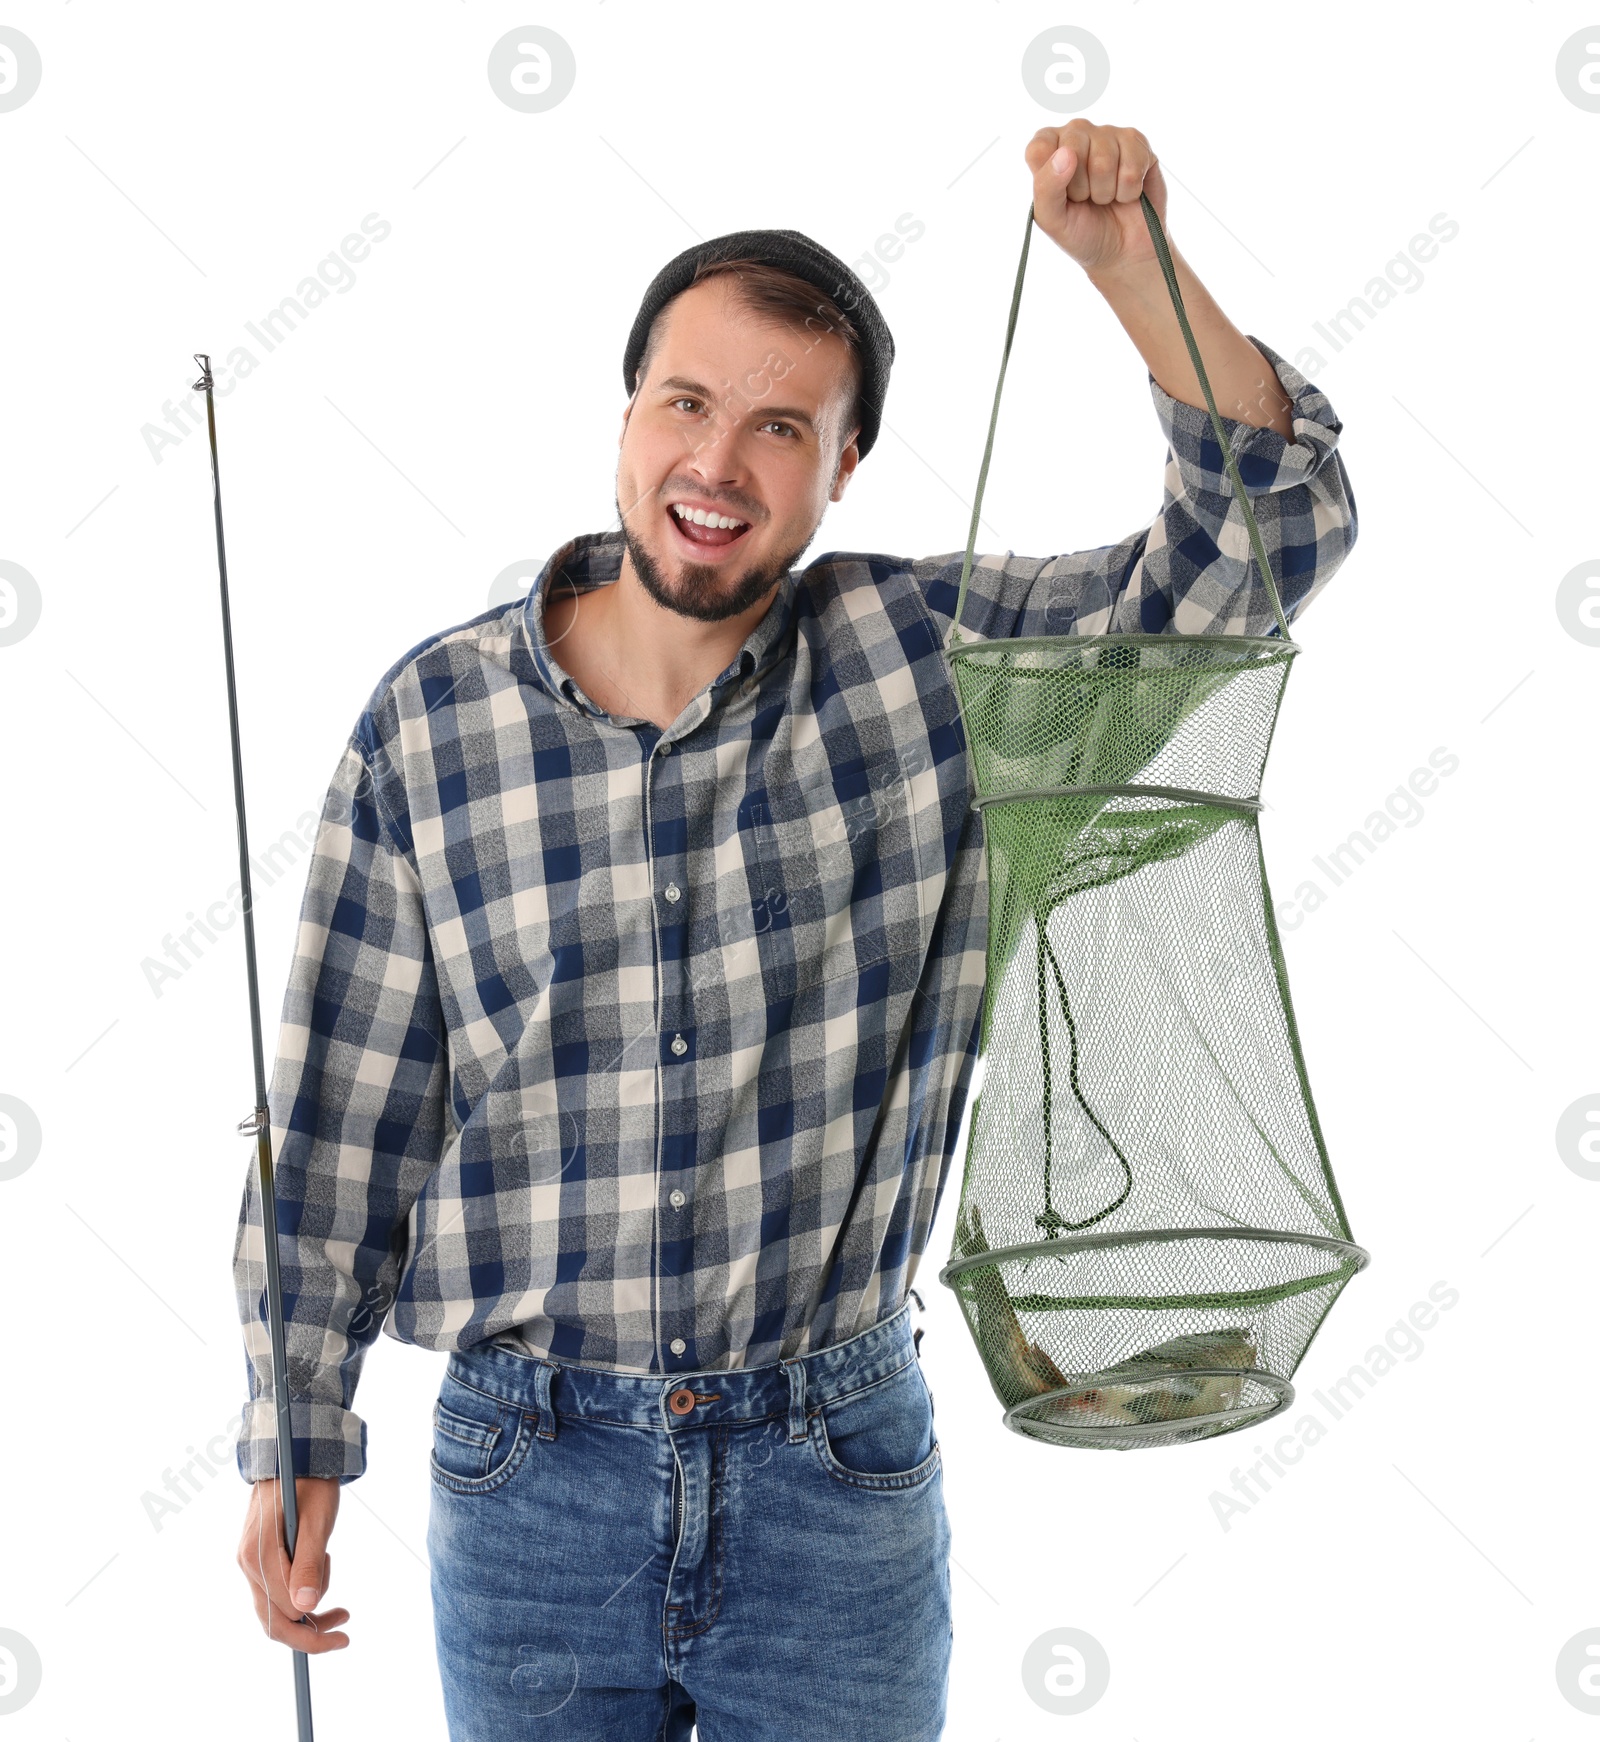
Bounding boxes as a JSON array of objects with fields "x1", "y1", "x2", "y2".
[{"x1": 948, "y1": 192, "x2": 1293, "y2": 648}]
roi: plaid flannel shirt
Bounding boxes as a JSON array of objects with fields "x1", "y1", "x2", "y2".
[{"x1": 233, "y1": 334, "x2": 1357, "y2": 1481}]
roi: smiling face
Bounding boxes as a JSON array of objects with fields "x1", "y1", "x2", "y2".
[{"x1": 615, "y1": 274, "x2": 861, "y2": 624}]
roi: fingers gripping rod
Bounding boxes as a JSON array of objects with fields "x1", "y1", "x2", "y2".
[{"x1": 192, "y1": 354, "x2": 316, "y2": 1740}]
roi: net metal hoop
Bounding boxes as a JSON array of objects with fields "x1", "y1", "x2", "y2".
[
  {"x1": 971, "y1": 785, "x2": 1265, "y2": 816},
  {"x1": 954, "y1": 631, "x2": 1302, "y2": 658},
  {"x1": 940, "y1": 1225, "x2": 1372, "y2": 1292}
]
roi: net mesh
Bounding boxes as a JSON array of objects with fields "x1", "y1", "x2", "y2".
[{"x1": 941, "y1": 635, "x2": 1365, "y2": 1450}]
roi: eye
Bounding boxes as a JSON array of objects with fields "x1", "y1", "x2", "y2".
[
  {"x1": 759, "y1": 420, "x2": 799, "y2": 439},
  {"x1": 670, "y1": 396, "x2": 703, "y2": 415}
]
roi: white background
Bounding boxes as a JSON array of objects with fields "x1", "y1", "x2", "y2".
[{"x1": 1, "y1": 3, "x2": 1595, "y2": 1737}]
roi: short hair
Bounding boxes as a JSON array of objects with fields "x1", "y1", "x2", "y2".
[{"x1": 632, "y1": 257, "x2": 865, "y2": 456}]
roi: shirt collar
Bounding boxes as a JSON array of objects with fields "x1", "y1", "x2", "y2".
[{"x1": 520, "y1": 529, "x2": 798, "y2": 726}]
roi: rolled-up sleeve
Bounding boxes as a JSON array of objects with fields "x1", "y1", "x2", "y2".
[
  {"x1": 232, "y1": 735, "x2": 451, "y2": 1484},
  {"x1": 915, "y1": 333, "x2": 1358, "y2": 644}
]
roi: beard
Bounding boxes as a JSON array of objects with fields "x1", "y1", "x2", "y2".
[{"x1": 619, "y1": 499, "x2": 818, "y2": 625}]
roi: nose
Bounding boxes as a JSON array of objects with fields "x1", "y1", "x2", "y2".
[
  {"x1": 681, "y1": 405, "x2": 759, "y2": 492},
  {"x1": 672, "y1": 444, "x2": 759, "y2": 522}
]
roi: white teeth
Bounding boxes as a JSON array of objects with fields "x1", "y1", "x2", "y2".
[{"x1": 672, "y1": 503, "x2": 746, "y2": 531}]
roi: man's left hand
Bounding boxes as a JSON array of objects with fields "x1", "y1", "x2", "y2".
[{"x1": 1025, "y1": 123, "x2": 1167, "y2": 276}]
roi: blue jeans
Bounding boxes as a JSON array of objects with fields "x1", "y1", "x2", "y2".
[{"x1": 426, "y1": 1301, "x2": 951, "y2": 1740}]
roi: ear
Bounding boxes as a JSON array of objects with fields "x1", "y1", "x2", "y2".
[
  {"x1": 619, "y1": 394, "x2": 635, "y2": 448},
  {"x1": 829, "y1": 430, "x2": 861, "y2": 503}
]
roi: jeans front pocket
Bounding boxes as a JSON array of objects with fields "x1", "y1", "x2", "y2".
[
  {"x1": 430, "y1": 1370, "x2": 534, "y2": 1495},
  {"x1": 811, "y1": 1359, "x2": 942, "y2": 1493}
]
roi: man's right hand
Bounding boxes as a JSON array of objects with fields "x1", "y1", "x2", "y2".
[{"x1": 237, "y1": 1475, "x2": 350, "y2": 1653}]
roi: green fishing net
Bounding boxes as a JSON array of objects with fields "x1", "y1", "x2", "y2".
[{"x1": 939, "y1": 196, "x2": 1369, "y2": 1451}]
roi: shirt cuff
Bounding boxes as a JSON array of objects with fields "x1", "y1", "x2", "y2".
[
  {"x1": 1149, "y1": 333, "x2": 1344, "y2": 502},
  {"x1": 235, "y1": 1395, "x2": 369, "y2": 1485}
]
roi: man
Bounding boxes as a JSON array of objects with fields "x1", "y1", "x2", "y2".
[{"x1": 234, "y1": 122, "x2": 1356, "y2": 1738}]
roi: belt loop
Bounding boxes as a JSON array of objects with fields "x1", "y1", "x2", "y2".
[
  {"x1": 532, "y1": 1360, "x2": 558, "y2": 1440},
  {"x1": 782, "y1": 1356, "x2": 807, "y2": 1444}
]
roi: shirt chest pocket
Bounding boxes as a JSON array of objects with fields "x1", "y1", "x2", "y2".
[{"x1": 735, "y1": 754, "x2": 927, "y2": 1001}]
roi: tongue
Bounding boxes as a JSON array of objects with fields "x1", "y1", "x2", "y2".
[{"x1": 676, "y1": 514, "x2": 746, "y2": 548}]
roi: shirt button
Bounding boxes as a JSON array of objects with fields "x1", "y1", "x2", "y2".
[
  {"x1": 669, "y1": 1189, "x2": 686, "y2": 1208},
  {"x1": 664, "y1": 882, "x2": 681, "y2": 903},
  {"x1": 657, "y1": 740, "x2": 672, "y2": 755},
  {"x1": 670, "y1": 1337, "x2": 687, "y2": 1355},
  {"x1": 670, "y1": 1033, "x2": 688, "y2": 1056}
]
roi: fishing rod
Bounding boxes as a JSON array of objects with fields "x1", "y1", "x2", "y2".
[{"x1": 192, "y1": 352, "x2": 316, "y2": 1740}]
